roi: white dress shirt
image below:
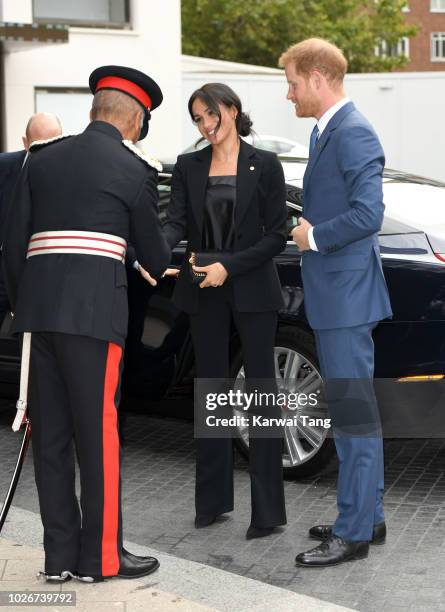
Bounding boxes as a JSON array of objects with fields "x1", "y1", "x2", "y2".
[{"x1": 307, "y1": 97, "x2": 351, "y2": 252}]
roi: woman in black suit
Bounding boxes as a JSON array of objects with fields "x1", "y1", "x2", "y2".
[{"x1": 164, "y1": 83, "x2": 287, "y2": 539}]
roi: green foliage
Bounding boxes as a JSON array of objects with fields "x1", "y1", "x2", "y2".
[{"x1": 181, "y1": 0, "x2": 419, "y2": 73}]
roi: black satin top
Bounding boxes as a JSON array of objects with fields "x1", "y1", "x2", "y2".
[{"x1": 202, "y1": 175, "x2": 236, "y2": 250}]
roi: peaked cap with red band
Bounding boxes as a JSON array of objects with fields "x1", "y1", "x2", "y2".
[{"x1": 89, "y1": 65, "x2": 163, "y2": 140}]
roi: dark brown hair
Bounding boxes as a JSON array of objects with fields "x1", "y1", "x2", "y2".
[{"x1": 188, "y1": 82, "x2": 253, "y2": 141}]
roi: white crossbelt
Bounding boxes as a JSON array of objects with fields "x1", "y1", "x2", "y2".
[{"x1": 12, "y1": 230, "x2": 127, "y2": 432}]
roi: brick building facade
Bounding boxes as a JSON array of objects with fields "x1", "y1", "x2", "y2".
[{"x1": 400, "y1": 0, "x2": 445, "y2": 71}]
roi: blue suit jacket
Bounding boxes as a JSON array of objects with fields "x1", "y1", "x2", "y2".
[{"x1": 301, "y1": 102, "x2": 392, "y2": 330}]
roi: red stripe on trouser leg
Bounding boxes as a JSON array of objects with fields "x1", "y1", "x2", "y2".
[{"x1": 101, "y1": 342, "x2": 122, "y2": 576}]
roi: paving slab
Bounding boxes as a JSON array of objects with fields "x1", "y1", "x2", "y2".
[
  {"x1": 2, "y1": 404, "x2": 445, "y2": 610},
  {"x1": 0, "y1": 526, "x2": 354, "y2": 612}
]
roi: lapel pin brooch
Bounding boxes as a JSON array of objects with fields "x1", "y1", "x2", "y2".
[{"x1": 249, "y1": 165, "x2": 255, "y2": 171}]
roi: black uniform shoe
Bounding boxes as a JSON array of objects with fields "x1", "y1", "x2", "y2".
[
  {"x1": 309, "y1": 521, "x2": 386, "y2": 545},
  {"x1": 75, "y1": 548, "x2": 159, "y2": 583},
  {"x1": 295, "y1": 535, "x2": 369, "y2": 567},
  {"x1": 246, "y1": 526, "x2": 275, "y2": 540},
  {"x1": 117, "y1": 548, "x2": 159, "y2": 579}
]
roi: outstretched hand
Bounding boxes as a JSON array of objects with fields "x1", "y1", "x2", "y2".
[
  {"x1": 138, "y1": 266, "x2": 180, "y2": 286},
  {"x1": 138, "y1": 264, "x2": 157, "y2": 286}
]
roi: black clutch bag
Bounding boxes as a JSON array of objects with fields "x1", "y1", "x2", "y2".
[{"x1": 188, "y1": 251, "x2": 231, "y2": 285}]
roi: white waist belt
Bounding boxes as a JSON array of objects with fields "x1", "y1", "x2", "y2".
[
  {"x1": 13, "y1": 230, "x2": 127, "y2": 432},
  {"x1": 27, "y1": 230, "x2": 127, "y2": 262}
]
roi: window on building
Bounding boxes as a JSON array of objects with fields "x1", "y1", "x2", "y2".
[
  {"x1": 375, "y1": 38, "x2": 410, "y2": 59},
  {"x1": 431, "y1": 32, "x2": 445, "y2": 62},
  {"x1": 431, "y1": 0, "x2": 445, "y2": 11},
  {"x1": 35, "y1": 88, "x2": 92, "y2": 135},
  {"x1": 431, "y1": 33, "x2": 445, "y2": 60},
  {"x1": 33, "y1": 0, "x2": 129, "y2": 28}
]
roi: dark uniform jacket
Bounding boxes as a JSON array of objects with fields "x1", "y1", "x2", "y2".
[
  {"x1": 0, "y1": 150, "x2": 27, "y2": 316},
  {"x1": 3, "y1": 121, "x2": 170, "y2": 347},
  {"x1": 164, "y1": 139, "x2": 287, "y2": 314}
]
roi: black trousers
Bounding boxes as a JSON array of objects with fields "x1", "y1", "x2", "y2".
[
  {"x1": 189, "y1": 284, "x2": 286, "y2": 528},
  {"x1": 28, "y1": 332, "x2": 123, "y2": 576}
]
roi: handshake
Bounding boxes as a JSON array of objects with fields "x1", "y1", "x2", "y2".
[
  {"x1": 137, "y1": 265, "x2": 178, "y2": 286},
  {"x1": 137, "y1": 262, "x2": 228, "y2": 288}
]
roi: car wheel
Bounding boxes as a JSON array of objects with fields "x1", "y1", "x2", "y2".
[{"x1": 230, "y1": 326, "x2": 335, "y2": 479}]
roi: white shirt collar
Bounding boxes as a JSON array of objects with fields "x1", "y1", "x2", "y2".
[{"x1": 317, "y1": 97, "x2": 351, "y2": 137}]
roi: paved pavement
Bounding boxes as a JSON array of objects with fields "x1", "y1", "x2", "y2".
[
  {"x1": 1, "y1": 400, "x2": 445, "y2": 611},
  {"x1": 1, "y1": 520, "x2": 351, "y2": 612}
]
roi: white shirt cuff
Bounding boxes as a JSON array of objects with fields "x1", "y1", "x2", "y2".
[
  {"x1": 133, "y1": 260, "x2": 140, "y2": 270},
  {"x1": 308, "y1": 227, "x2": 318, "y2": 252}
]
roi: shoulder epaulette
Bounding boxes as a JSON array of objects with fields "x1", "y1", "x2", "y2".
[
  {"x1": 122, "y1": 140, "x2": 163, "y2": 172},
  {"x1": 29, "y1": 134, "x2": 73, "y2": 152}
]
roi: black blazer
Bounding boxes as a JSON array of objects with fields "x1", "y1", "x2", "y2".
[
  {"x1": 164, "y1": 140, "x2": 287, "y2": 314},
  {"x1": 3, "y1": 122, "x2": 170, "y2": 347},
  {"x1": 0, "y1": 150, "x2": 26, "y2": 244}
]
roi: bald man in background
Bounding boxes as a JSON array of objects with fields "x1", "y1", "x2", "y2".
[{"x1": 0, "y1": 113, "x2": 62, "y2": 323}]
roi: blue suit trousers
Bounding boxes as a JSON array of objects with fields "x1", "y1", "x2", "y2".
[{"x1": 314, "y1": 323, "x2": 384, "y2": 541}]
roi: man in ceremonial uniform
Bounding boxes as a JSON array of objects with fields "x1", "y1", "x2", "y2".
[{"x1": 3, "y1": 66, "x2": 170, "y2": 582}]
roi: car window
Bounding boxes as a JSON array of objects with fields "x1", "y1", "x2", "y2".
[
  {"x1": 378, "y1": 231, "x2": 431, "y2": 256},
  {"x1": 286, "y1": 186, "x2": 303, "y2": 236},
  {"x1": 157, "y1": 175, "x2": 171, "y2": 223},
  {"x1": 286, "y1": 205, "x2": 301, "y2": 236}
]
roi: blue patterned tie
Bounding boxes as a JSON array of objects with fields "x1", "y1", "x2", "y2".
[{"x1": 309, "y1": 125, "x2": 319, "y2": 156}]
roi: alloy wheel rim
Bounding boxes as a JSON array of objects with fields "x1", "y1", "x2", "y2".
[{"x1": 233, "y1": 346, "x2": 327, "y2": 468}]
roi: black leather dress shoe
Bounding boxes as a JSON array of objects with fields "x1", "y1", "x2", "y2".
[
  {"x1": 117, "y1": 548, "x2": 159, "y2": 579},
  {"x1": 246, "y1": 526, "x2": 275, "y2": 540},
  {"x1": 75, "y1": 548, "x2": 159, "y2": 582},
  {"x1": 309, "y1": 521, "x2": 386, "y2": 545},
  {"x1": 195, "y1": 514, "x2": 218, "y2": 528},
  {"x1": 295, "y1": 535, "x2": 369, "y2": 567}
]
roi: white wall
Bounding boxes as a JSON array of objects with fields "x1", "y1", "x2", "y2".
[
  {"x1": 345, "y1": 73, "x2": 440, "y2": 181},
  {"x1": 1, "y1": 0, "x2": 32, "y2": 22},
  {"x1": 1, "y1": 0, "x2": 182, "y2": 161},
  {"x1": 183, "y1": 69, "x2": 444, "y2": 182}
]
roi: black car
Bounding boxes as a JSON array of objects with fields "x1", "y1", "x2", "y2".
[{"x1": 1, "y1": 158, "x2": 444, "y2": 478}]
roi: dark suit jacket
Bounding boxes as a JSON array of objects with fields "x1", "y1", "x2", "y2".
[
  {"x1": 0, "y1": 151, "x2": 26, "y2": 242},
  {"x1": 0, "y1": 150, "x2": 26, "y2": 316},
  {"x1": 3, "y1": 121, "x2": 170, "y2": 347},
  {"x1": 164, "y1": 140, "x2": 287, "y2": 314}
]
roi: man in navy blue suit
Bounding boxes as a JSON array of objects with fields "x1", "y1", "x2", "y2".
[
  {"x1": 0, "y1": 113, "x2": 62, "y2": 322},
  {"x1": 279, "y1": 38, "x2": 392, "y2": 567}
]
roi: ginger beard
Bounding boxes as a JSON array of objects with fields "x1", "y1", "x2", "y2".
[{"x1": 284, "y1": 64, "x2": 321, "y2": 119}]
